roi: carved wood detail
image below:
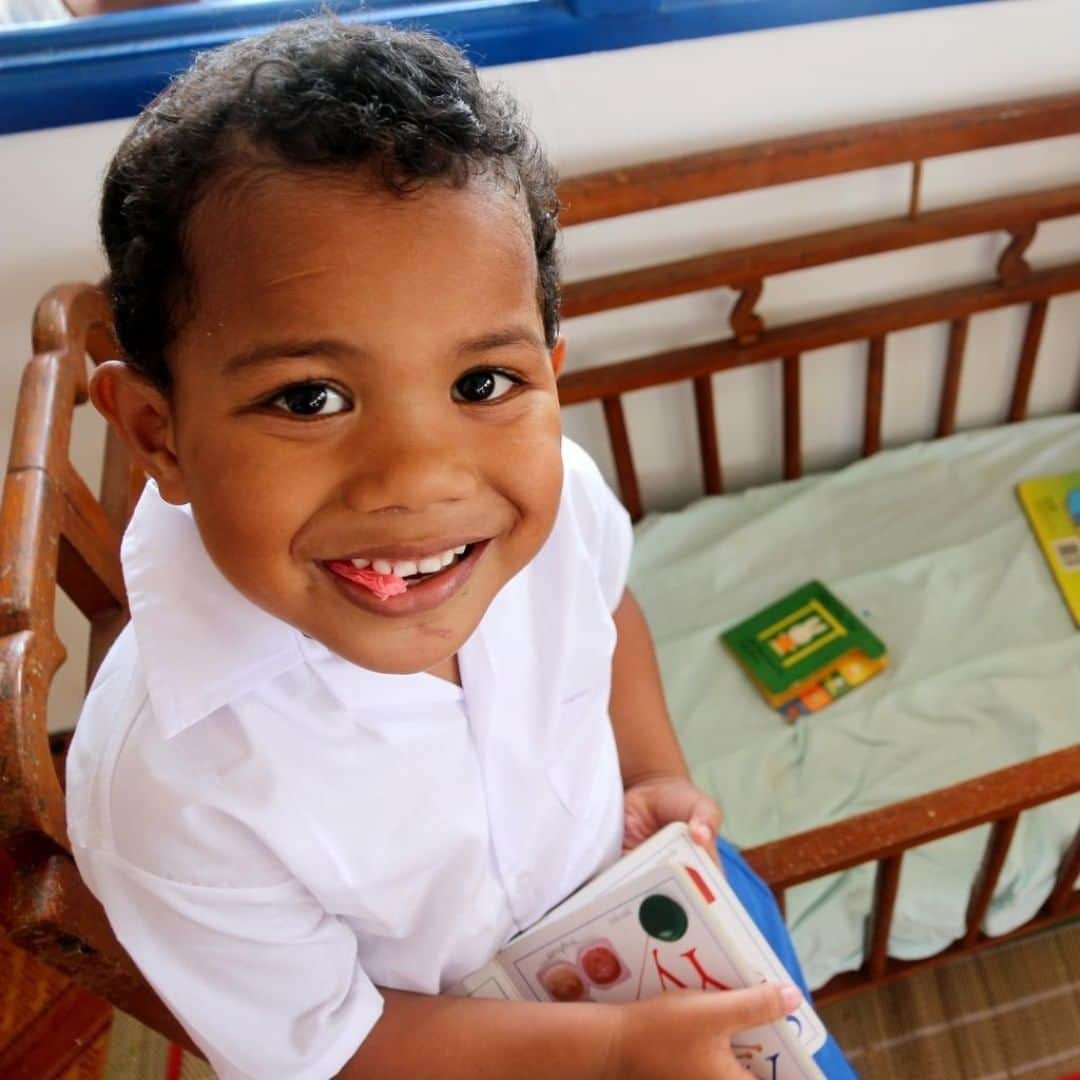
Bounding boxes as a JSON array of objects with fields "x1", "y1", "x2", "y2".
[
  {"x1": 997, "y1": 224, "x2": 1037, "y2": 285},
  {"x1": 729, "y1": 280, "x2": 764, "y2": 344}
]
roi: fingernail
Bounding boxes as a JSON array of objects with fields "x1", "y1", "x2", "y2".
[{"x1": 780, "y1": 985, "x2": 802, "y2": 1011}]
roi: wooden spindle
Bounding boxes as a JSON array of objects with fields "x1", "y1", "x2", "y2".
[
  {"x1": 692, "y1": 376, "x2": 723, "y2": 496},
  {"x1": 1008, "y1": 299, "x2": 1048, "y2": 422},
  {"x1": 866, "y1": 854, "x2": 903, "y2": 980},
  {"x1": 601, "y1": 396, "x2": 643, "y2": 522},
  {"x1": 937, "y1": 317, "x2": 969, "y2": 438},
  {"x1": 963, "y1": 814, "x2": 1019, "y2": 947},
  {"x1": 99, "y1": 427, "x2": 133, "y2": 535},
  {"x1": 782, "y1": 355, "x2": 802, "y2": 480},
  {"x1": 775, "y1": 888, "x2": 787, "y2": 920},
  {"x1": 863, "y1": 337, "x2": 886, "y2": 458},
  {"x1": 87, "y1": 608, "x2": 127, "y2": 690},
  {"x1": 909, "y1": 160, "x2": 923, "y2": 220},
  {"x1": 1047, "y1": 829, "x2": 1080, "y2": 915},
  {"x1": 91, "y1": 435, "x2": 138, "y2": 684}
]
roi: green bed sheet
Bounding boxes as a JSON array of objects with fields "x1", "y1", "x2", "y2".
[{"x1": 629, "y1": 414, "x2": 1080, "y2": 989}]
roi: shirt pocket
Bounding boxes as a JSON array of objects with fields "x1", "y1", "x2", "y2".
[{"x1": 546, "y1": 688, "x2": 621, "y2": 820}]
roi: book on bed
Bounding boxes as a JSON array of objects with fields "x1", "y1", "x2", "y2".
[
  {"x1": 1016, "y1": 472, "x2": 1080, "y2": 627},
  {"x1": 450, "y1": 823, "x2": 826, "y2": 1079},
  {"x1": 721, "y1": 580, "x2": 887, "y2": 721}
]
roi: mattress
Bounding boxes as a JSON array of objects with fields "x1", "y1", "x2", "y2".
[{"x1": 628, "y1": 413, "x2": 1080, "y2": 989}]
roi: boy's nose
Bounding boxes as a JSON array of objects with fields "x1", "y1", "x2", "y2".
[{"x1": 338, "y1": 429, "x2": 479, "y2": 515}]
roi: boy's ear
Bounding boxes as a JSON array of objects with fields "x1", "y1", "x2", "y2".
[
  {"x1": 89, "y1": 361, "x2": 190, "y2": 505},
  {"x1": 550, "y1": 336, "x2": 567, "y2": 379}
]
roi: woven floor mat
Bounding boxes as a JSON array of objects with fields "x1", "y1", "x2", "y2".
[{"x1": 820, "y1": 921, "x2": 1080, "y2": 1079}]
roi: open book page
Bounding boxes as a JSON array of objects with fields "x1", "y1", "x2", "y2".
[
  {"x1": 518, "y1": 823, "x2": 825, "y2": 1054},
  {"x1": 448, "y1": 823, "x2": 829, "y2": 1074},
  {"x1": 450, "y1": 960, "x2": 520, "y2": 1001},
  {"x1": 490, "y1": 859, "x2": 823, "y2": 1080},
  {"x1": 448, "y1": 826, "x2": 695, "y2": 1002}
]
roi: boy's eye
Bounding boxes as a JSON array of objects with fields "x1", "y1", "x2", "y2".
[
  {"x1": 452, "y1": 369, "x2": 520, "y2": 403},
  {"x1": 269, "y1": 383, "x2": 350, "y2": 417}
]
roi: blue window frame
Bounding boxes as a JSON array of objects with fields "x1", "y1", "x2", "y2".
[{"x1": 1, "y1": 0, "x2": 995, "y2": 136}]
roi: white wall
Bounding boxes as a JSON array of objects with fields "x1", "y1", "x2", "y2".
[
  {"x1": 489, "y1": 0, "x2": 1080, "y2": 504},
  {"x1": 3, "y1": 0, "x2": 1080, "y2": 728}
]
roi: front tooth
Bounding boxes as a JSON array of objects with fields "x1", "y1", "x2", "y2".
[
  {"x1": 372, "y1": 559, "x2": 393, "y2": 575},
  {"x1": 440, "y1": 550, "x2": 455, "y2": 567},
  {"x1": 393, "y1": 560, "x2": 418, "y2": 577},
  {"x1": 418, "y1": 556, "x2": 442, "y2": 574},
  {"x1": 351, "y1": 558, "x2": 371, "y2": 569},
  {"x1": 453, "y1": 545, "x2": 467, "y2": 555}
]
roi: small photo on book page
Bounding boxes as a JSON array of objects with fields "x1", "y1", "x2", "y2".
[{"x1": 497, "y1": 861, "x2": 824, "y2": 1080}]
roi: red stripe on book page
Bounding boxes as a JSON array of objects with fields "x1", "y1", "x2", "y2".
[
  {"x1": 165, "y1": 1042, "x2": 184, "y2": 1080},
  {"x1": 685, "y1": 865, "x2": 715, "y2": 904}
]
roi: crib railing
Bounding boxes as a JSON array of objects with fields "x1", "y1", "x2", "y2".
[
  {"x1": 742, "y1": 743, "x2": 1080, "y2": 1002},
  {"x1": 556, "y1": 90, "x2": 1080, "y2": 519}
]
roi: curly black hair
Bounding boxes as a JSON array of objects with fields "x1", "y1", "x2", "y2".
[{"x1": 100, "y1": 19, "x2": 561, "y2": 390}]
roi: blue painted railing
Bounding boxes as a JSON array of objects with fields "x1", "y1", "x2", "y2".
[{"x1": 0, "y1": 0, "x2": 994, "y2": 136}]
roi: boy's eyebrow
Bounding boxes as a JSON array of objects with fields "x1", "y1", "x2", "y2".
[
  {"x1": 221, "y1": 338, "x2": 361, "y2": 376},
  {"x1": 221, "y1": 327, "x2": 546, "y2": 376},
  {"x1": 457, "y1": 326, "x2": 546, "y2": 355}
]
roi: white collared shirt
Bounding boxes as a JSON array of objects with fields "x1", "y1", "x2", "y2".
[{"x1": 66, "y1": 438, "x2": 632, "y2": 1080}]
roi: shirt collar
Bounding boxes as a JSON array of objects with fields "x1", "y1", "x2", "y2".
[{"x1": 122, "y1": 481, "x2": 307, "y2": 739}]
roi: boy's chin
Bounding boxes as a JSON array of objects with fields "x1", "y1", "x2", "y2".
[
  {"x1": 308, "y1": 621, "x2": 468, "y2": 678},
  {"x1": 332, "y1": 644, "x2": 460, "y2": 679}
]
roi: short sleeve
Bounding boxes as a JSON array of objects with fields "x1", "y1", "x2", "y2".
[
  {"x1": 73, "y1": 844, "x2": 383, "y2": 1080},
  {"x1": 561, "y1": 438, "x2": 634, "y2": 610}
]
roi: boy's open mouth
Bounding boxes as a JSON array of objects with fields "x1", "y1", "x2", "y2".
[
  {"x1": 348, "y1": 543, "x2": 473, "y2": 583},
  {"x1": 320, "y1": 540, "x2": 489, "y2": 616}
]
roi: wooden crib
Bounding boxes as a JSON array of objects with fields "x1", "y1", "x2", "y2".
[
  {"x1": 555, "y1": 89, "x2": 1080, "y2": 1004},
  {"x1": 1, "y1": 94, "x2": 1078, "y2": 1061}
]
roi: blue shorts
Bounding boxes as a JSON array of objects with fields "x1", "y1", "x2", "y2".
[{"x1": 717, "y1": 837, "x2": 858, "y2": 1079}]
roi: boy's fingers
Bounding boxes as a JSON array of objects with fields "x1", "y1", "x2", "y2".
[
  {"x1": 689, "y1": 795, "x2": 722, "y2": 837},
  {"x1": 710, "y1": 983, "x2": 802, "y2": 1034},
  {"x1": 689, "y1": 796, "x2": 723, "y2": 869},
  {"x1": 689, "y1": 821, "x2": 723, "y2": 872}
]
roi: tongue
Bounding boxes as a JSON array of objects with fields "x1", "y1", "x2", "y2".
[{"x1": 328, "y1": 561, "x2": 408, "y2": 601}]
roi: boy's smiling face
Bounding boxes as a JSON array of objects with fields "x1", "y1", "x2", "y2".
[{"x1": 96, "y1": 169, "x2": 566, "y2": 677}]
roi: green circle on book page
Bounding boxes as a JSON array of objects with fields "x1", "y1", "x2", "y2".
[{"x1": 638, "y1": 894, "x2": 688, "y2": 942}]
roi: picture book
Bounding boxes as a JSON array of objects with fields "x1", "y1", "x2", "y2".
[
  {"x1": 451, "y1": 823, "x2": 827, "y2": 1080},
  {"x1": 1016, "y1": 472, "x2": 1080, "y2": 627},
  {"x1": 721, "y1": 580, "x2": 887, "y2": 721}
]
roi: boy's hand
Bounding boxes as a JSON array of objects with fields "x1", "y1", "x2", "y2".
[
  {"x1": 623, "y1": 774, "x2": 723, "y2": 866},
  {"x1": 607, "y1": 983, "x2": 803, "y2": 1080}
]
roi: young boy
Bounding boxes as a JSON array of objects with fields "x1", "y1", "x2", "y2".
[{"x1": 65, "y1": 20, "x2": 855, "y2": 1079}]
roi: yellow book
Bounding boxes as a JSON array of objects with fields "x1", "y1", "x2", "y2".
[{"x1": 1016, "y1": 472, "x2": 1080, "y2": 628}]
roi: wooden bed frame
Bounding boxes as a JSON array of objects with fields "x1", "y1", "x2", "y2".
[
  {"x1": 555, "y1": 89, "x2": 1080, "y2": 1004},
  {"x1": 1, "y1": 92, "x2": 1079, "y2": 1062}
]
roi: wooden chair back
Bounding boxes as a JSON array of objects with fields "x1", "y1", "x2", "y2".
[{"x1": 0, "y1": 283, "x2": 192, "y2": 1050}]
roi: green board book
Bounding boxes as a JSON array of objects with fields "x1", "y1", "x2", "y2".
[{"x1": 721, "y1": 581, "x2": 888, "y2": 721}]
